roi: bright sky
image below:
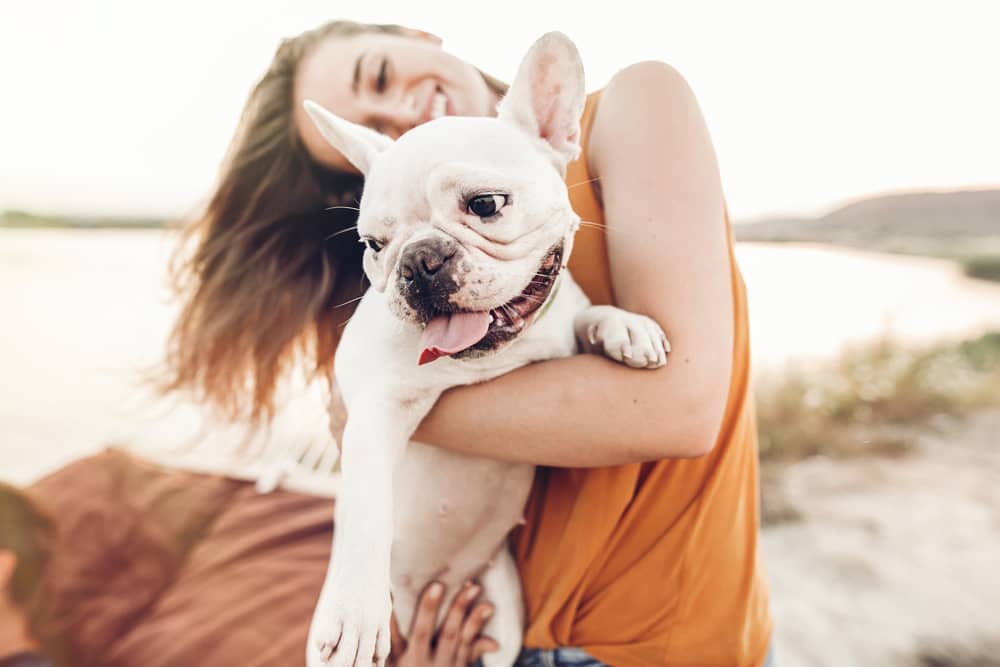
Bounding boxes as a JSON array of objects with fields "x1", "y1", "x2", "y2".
[{"x1": 1, "y1": 0, "x2": 997, "y2": 221}]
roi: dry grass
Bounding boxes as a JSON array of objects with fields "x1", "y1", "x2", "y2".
[
  {"x1": 914, "y1": 638, "x2": 1000, "y2": 667},
  {"x1": 755, "y1": 332, "x2": 1000, "y2": 463},
  {"x1": 963, "y1": 255, "x2": 1000, "y2": 282}
]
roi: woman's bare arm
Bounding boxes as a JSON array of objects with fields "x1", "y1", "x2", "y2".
[{"x1": 408, "y1": 62, "x2": 735, "y2": 466}]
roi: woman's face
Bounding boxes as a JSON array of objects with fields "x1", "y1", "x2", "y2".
[{"x1": 295, "y1": 31, "x2": 501, "y2": 172}]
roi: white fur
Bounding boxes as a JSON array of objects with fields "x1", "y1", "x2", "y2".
[{"x1": 303, "y1": 32, "x2": 668, "y2": 667}]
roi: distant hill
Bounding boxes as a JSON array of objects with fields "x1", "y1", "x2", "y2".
[
  {"x1": 0, "y1": 209, "x2": 167, "y2": 229},
  {"x1": 734, "y1": 189, "x2": 1000, "y2": 253}
]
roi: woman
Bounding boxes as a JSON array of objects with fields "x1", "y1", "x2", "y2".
[{"x1": 166, "y1": 20, "x2": 773, "y2": 667}]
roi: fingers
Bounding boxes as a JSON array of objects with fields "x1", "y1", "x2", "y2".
[
  {"x1": 407, "y1": 582, "x2": 445, "y2": 663},
  {"x1": 435, "y1": 582, "x2": 481, "y2": 666},
  {"x1": 470, "y1": 638, "x2": 501, "y2": 664},
  {"x1": 394, "y1": 582, "x2": 497, "y2": 667},
  {"x1": 454, "y1": 602, "x2": 494, "y2": 666},
  {"x1": 389, "y1": 614, "x2": 406, "y2": 663}
]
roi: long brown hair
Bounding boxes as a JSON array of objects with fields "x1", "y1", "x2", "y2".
[{"x1": 163, "y1": 20, "x2": 506, "y2": 423}]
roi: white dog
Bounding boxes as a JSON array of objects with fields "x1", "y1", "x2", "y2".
[{"x1": 303, "y1": 32, "x2": 669, "y2": 667}]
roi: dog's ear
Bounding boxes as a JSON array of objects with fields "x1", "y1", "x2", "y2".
[
  {"x1": 497, "y1": 32, "x2": 585, "y2": 170},
  {"x1": 302, "y1": 100, "x2": 392, "y2": 176}
]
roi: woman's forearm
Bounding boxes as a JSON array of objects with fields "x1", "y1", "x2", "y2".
[{"x1": 412, "y1": 350, "x2": 728, "y2": 467}]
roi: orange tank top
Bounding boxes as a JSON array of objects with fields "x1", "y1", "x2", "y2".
[{"x1": 514, "y1": 91, "x2": 773, "y2": 666}]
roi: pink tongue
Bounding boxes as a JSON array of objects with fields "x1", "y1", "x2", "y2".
[{"x1": 418, "y1": 312, "x2": 491, "y2": 365}]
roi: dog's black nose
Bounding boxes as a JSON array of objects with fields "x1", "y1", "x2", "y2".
[
  {"x1": 399, "y1": 239, "x2": 462, "y2": 318},
  {"x1": 400, "y1": 241, "x2": 457, "y2": 284}
]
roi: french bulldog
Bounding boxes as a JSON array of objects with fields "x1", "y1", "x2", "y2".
[{"x1": 303, "y1": 32, "x2": 669, "y2": 667}]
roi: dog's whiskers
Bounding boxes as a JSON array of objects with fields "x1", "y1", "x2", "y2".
[
  {"x1": 578, "y1": 219, "x2": 624, "y2": 237},
  {"x1": 333, "y1": 295, "x2": 365, "y2": 310},
  {"x1": 567, "y1": 177, "x2": 601, "y2": 191},
  {"x1": 325, "y1": 225, "x2": 359, "y2": 241},
  {"x1": 324, "y1": 205, "x2": 361, "y2": 212}
]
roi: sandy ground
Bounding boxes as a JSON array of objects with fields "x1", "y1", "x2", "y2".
[{"x1": 763, "y1": 409, "x2": 1000, "y2": 666}]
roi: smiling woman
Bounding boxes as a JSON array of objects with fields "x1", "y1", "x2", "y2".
[
  {"x1": 164, "y1": 20, "x2": 507, "y2": 423},
  {"x1": 164, "y1": 17, "x2": 773, "y2": 667},
  {"x1": 294, "y1": 27, "x2": 502, "y2": 152}
]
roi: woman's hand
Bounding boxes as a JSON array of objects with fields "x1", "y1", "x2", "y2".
[{"x1": 388, "y1": 582, "x2": 499, "y2": 667}]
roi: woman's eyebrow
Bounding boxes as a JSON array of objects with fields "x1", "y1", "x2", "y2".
[{"x1": 352, "y1": 51, "x2": 367, "y2": 94}]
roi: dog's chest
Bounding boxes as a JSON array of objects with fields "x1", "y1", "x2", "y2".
[{"x1": 391, "y1": 443, "x2": 534, "y2": 587}]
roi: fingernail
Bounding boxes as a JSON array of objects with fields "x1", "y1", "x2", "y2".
[
  {"x1": 429, "y1": 583, "x2": 443, "y2": 599},
  {"x1": 481, "y1": 607, "x2": 493, "y2": 620}
]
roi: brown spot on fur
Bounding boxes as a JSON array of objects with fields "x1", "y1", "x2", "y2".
[{"x1": 400, "y1": 396, "x2": 421, "y2": 409}]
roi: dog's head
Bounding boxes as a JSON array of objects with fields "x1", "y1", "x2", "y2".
[{"x1": 304, "y1": 32, "x2": 585, "y2": 364}]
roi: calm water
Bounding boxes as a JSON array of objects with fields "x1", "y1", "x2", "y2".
[{"x1": 4, "y1": 229, "x2": 1000, "y2": 483}]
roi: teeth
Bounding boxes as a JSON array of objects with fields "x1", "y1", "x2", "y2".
[{"x1": 430, "y1": 92, "x2": 447, "y2": 120}]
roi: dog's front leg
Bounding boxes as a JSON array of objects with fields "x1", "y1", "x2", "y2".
[{"x1": 308, "y1": 390, "x2": 435, "y2": 667}]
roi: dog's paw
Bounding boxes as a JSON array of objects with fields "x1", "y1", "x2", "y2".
[
  {"x1": 577, "y1": 306, "x2": 670, "y2": 369},
  {"x1": 308, "y1": 578, "x2": 392, "y2": 667}
]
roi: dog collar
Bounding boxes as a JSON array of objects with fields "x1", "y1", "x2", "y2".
[{"x1": 533, "y1": 275, "x2": 562, "y2": 324}]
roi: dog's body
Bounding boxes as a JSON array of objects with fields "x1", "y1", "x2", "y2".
[
  {"x1": 334, "y1": 271, "x2": 590, "y2": 657},
  {"x1": 303, "y1": 33, "x2": 669, "y2": 667}
]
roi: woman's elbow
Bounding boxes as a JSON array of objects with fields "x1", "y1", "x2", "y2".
[
  {"x1": 640, "y1": 378, "x2": 728, "y2": 460},
  {"x1": 676, "y1": 412, "x2": 724, "y2": 459}
]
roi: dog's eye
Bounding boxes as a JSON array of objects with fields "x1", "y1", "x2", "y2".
[
  {"x1": 361, "y1": 237, "x2": 384, "y2": 253},
  {"x1": 467, "y1": 194, "x2": 508, "y2": 219}
]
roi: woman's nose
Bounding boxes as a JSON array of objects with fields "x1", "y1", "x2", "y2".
[{"x1": 373, "y1": 93, "x2": 422, "y2": 139}]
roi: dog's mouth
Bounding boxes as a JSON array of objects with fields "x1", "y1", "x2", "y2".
[{"x1": 417, "y1": 243, "x2": 564, "y2": 365}]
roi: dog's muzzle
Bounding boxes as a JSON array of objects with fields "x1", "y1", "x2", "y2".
[
  {"x1": 399, "y1": 238, "x2": 565, "y2": 365},
  {"x1": 399, "y1": 238, "x2": 461, "y2": 320}
]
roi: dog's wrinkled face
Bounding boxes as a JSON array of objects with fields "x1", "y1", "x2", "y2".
[
  {"x1": 355, "y1": 119, "x2": 574, "y2": 361},
  {"x1": 305, "y1": 32, "x2": 585, "y2": 363}
]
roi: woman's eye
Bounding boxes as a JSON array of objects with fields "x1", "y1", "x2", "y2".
[
  {"x1": 467, "y1": 194, "x2": 508, "y2": 219},
  {"x1": 376, "y1": 59, "x2": 387, "y2": 93},
  {"x1": 362, "y1": 238, "x2": 384, "y2": 253}
]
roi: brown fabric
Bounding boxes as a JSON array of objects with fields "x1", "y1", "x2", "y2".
[{"x1": 28, "y1": 449, "x2": 333, "y2": 667}]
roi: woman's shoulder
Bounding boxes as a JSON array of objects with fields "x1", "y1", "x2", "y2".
[
  {"x1": 586, "y1": 60, "x2": 702, "y2": 172},
  {"x1": 604, "y1": 59, "x2": 691, "y2": 96}
]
